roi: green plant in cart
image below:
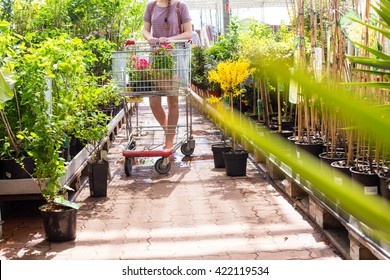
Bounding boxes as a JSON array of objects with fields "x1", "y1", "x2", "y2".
[{"x1": 151, "y1": 43, "x2": 175, "y2": 81}]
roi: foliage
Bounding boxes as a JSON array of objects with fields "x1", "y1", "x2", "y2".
[
  {"x1": 0, "y1": 26, "x2": 118, "y2": 204},
  {"x1": 240, "y1": 27, "x2": 293, "y2": 78},
  {"x1": 346, "y1": 0, "x2": 390, "y2": 89},
  {"x1": 190, "y1": 45, "x2": 208, "y2": 89},
  {"x1": 84, "y1": 37, "x2": 117, "y2": 83},
  {"x1": 343, "y1": 0, "x2": 390, "y2": 171},
  {"x1": 208, "y1": 17, "x2": 240, "y2": 62},
  {"x1": 0, "y1": 21, "x2": 38, "y2": 157},
  {"x1": 9, "y1": 35, "x2": 69, "y2": 204},
  {"x1": 6, "y1": 0, "x2": 146, "y2": 49},
  {"x1": 204, "y1": 53, "x2": 221, "y2": 91},
  {"x1": 95, "y1": 81, "x2": 123, "y2": 107},
  {"x1": 0, "y1": 0, "x2": 12, "y2": 22},
  {"x1": 0, "y1": 1, "x2": 131, "y2": 209}
]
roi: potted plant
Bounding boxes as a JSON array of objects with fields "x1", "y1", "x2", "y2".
[
  {"x1": 128, "y1": 54, "x2": 153, "y2": 93},
  {"x1": 342, "y1": 0, "x2": 390, "y2": 196},
  {"x1": 0, "y1": 23, "x2": 37, "y2": 179},
  {"x1": 190, "y1": 45, "x2": 208, "y2": 96},
  {"x1": 29, "y1": 112, "x2": 80, "y2": 242},
  {"x1": 74, "y1": 104, "x2": 110, "y2": 197},
  {"x1": 204, "y1": 54, "x2": 222, "y2": 98},
  {"x1": 150, "y1": 43, "x2": 175, "y2": 91},
  {"x1": 208, "y1": 60, "x2": 254, "y2": 176},
  {"x1": 0, "y1": 69, "x2": 36, "y2": 179}
]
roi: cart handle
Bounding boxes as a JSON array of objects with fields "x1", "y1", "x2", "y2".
[{"x1": 125, "y1": 39, "x2": 192, "y2": 46}]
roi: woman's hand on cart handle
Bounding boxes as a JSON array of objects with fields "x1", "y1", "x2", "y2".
[
  {"x1": 146, "y1": 37, "x2": 172, "y2": 45},
  {"x1": 126, "y1": 38, "x2": 192, "y2": 46},
  {"x1": 147, "y1": 37, "x2": 159, "y2": 45},
  {"x1": 166, "y1": 39, "x2": 192, "y2": 44}
]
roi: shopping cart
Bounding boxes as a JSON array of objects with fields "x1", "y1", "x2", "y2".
[{"x1": 112, "y1": 40, "x2": 195, "y2": 175}]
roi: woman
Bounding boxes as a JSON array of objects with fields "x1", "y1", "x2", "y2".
[{"x1": 142, "y1": 0, "x2": 192, "y2": 149}]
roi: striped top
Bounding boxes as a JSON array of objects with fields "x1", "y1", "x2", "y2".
[{"x1": 143, "y1": 1, "x2": 191, "y2": 38}]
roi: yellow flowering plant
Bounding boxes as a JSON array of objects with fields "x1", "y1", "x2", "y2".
[
  {"x1": 207, "y1": 60, "x2": 254, "y2": 152},
  {"x1": 207, "y1": 60, "x2": 253, "y2": 108}
]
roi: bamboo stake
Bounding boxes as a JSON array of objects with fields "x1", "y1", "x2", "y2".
[{"x1": 277, "y1": 81, "x2": 282, "y2": 133}]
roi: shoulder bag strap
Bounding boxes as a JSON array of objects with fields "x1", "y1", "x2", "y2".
[
  {"x1": 151, "y1": 0, "x2": 157, "y2": 15},
  {"x1": 176, "y1": 1, "x2": 183, "y2": 34}
]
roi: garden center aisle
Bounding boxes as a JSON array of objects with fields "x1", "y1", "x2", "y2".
[{"x1": 0, "y1": 96, "x2": 342, "y2": 260}]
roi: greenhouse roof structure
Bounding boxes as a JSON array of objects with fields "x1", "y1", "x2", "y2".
[{"x1": 185, "y1": 0, "x2": 288, "y2": 10}]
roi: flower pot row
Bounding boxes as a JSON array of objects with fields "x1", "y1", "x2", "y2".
[
  {"x1": 286, "y1": 135, "x2": 390, "y2": 201},
  {"x1": 211, "y1": 143, "x2": 249, "y2": 177}
]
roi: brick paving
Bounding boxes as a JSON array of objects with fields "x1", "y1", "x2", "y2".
[{"x1": 0, "y1": 97, "x2": 342, "y2": 260}]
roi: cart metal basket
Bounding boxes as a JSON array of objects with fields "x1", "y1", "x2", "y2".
[
  {"x1": 112, "y1": 40, "x2": 195, "y2": 175},
  {"x1": 112, "y1": 40, "x2": 191, "y2": 96}
]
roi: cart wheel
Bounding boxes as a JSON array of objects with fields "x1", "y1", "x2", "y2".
[
  {"x1": 124, "y1": 157, "x2": 132, "y2": 176},
  {"x1": 155, "y1": 157, "x2": 171, "y2": 174},
  {"x1": 181, "y1": 142, "x2": 194, "y2": 156},
  {"x1": 129, "y1": 140, "x2": 136, "y2": 150}
]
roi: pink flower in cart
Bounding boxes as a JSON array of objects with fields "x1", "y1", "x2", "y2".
[{"x1": 135, "y1": 58, "x2": 150, "y2": 70}]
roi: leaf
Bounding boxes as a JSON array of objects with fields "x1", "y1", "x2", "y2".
[
  {"x1": 347, "y1": 56, "x2": 390, "y2": 70},
  {"x1": 348, "y1": 14, "x2": 390, "y2": 39},
  {"x1": 63, "y1": 184, "x2": 75, "y2": 192},
  {"x1": 54, "y1": 197, "x2": 80, "y2": 210},
  {"x1": 344, "y1": 82, "x2": 390, "y2": 89},
  {"x1": 350, "y1": 68, "x2": 388, "y2": 77},
  {"x1": 0, "y1": 70, "x2": 14, "y2": 109},
  {"x1": 351, "y1": 42, "x2": 390, "y2": 61}
]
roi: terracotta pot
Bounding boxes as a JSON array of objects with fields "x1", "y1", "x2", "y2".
[{"x1": 207, "y1": 89, "x2": 222, "y2": 98}]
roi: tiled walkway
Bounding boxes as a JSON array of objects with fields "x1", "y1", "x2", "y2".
[{"x1": 0, "y1": 97, "x2": 342, "y2": 260}]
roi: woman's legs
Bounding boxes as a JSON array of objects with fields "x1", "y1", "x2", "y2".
[
  {"x1": 149, "y1": 96, "x2": 167, "y2": 128},
  {"x1": 149, "y1": 96, "x2": 179, "y2": 149},
  {"x1": 165, "y1": 96, "x2": 179, "y2": 148}
]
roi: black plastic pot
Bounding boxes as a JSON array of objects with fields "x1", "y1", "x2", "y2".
[
  {"x1": 69, "y1": 136, "x2": 85, "y2": 158},
  {"x1": 0, "y1": 159, "x2": 4, "y2": 179},
  {"x1": 223, "y1": 150, "x2": 249, "y2": 177},
  {"x1": 211, "y1": 143, "x2": 232, "y2": 168},
  {"x1": 330, "y1": 160, "x2": 351, "y2": 178},
  {"x1": 1, "y1": 156, "x2": 35, "y2": 179},
  {"x1": 319, "y1": 151, "x2": 347, "y2": 168},
  {"x1": 378, "y1": 170, "x2": 390, "y2": 201},
  {"x1": 39, "y1": 205, "x2": 78, "y2": 242},
  {"x1": 270, "y1": 130, "x2": 294, "y2": 139},
  {"x1": 295, "y1": 141, "x2": 324, "y2": 157},
  {"x1": 330, "y1": 160, "x2": 352, "y2": 188},
  {"x1": 88, "y1": 161, "x2": 109, "y2": 197},
  {"x1": 350, "y1": 166, "x2": 380, "y2": 196}
]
